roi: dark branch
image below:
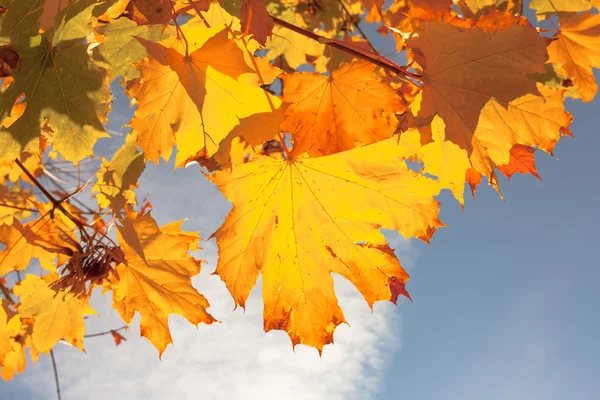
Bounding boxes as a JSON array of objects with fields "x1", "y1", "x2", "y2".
[
  {"x1": 270, "y1": 15, "x2": 422, "y2": 81},
  {"x1": 50, "y1": 350, "x2": 62, "y2": 400}
]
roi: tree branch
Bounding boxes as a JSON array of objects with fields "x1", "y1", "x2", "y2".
[
  {"x1": 336, "y1": 0, "x2": 380, "y2": 55},
  {"x1": 14, "y1": 158, "x2": 120, "y2": 249},
  {"x1": 270, "y1": 15, "x2": 421, "y2": 81}
]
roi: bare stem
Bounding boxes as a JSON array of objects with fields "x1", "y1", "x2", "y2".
[
  {"x1": 336, "y1": 0, "x2": 380, "y2": 55},
  {"x1": 84, "y1": 325, "x2": 127, "y2": 339},
  {"x1": 14, "y1": 158, "x2": 119, "y2": 249},
  {"x1": 270, "y1": 15, "x2": 421, "y2": 81},
  {"x1": 50, "y1": 350, "x2": 62, "y2": 400}
]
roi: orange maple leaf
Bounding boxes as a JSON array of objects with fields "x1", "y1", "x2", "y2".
[
  {"x1": 281, "y1": 61, "x2": 405, "y2": 157},
  {"x1": 110, "y1": 212, "x2": 216, "y2": 356},
  {"x1": 498, "y1": 144, "x2": 542, "y2": 180},
  {"x1": 548, "y1": 11, "x2": 600, "y2": 102},
  {"x1": 240, "y1": 0, "x2": 274, "y2": 45}
]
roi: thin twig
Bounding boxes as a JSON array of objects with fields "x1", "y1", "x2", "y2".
[
  {"x1": 50, "y1": 349, "x2": 62, "y2": 400},
  {"x1": 84, "y1": 325, "x2": 127, "y2": 338},
  {"x1": 270, "y1": 15, "x2": 421, "y2": 81},
  {"x1": 14, "y1": 158, "x2": 120, "y2": 249},
  {"x1": 336, "y1": 0, "x2": 380, "y2": 55}
]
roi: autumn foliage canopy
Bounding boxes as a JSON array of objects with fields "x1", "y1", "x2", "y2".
[{"x1": 0, "y1": 0, "x2": 599, "y2": 381}]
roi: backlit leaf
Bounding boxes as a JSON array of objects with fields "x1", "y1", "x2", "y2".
[
  {"x1": 110, "y1": 212, "x2": 216, "y2": 356},
  {"x1": 281, "y1": 61, "x2": 404, "y2": 157},
  {"x1": 210, "y1": 137, "x2": 443, "y2": 350},
  {"x1": 548, "y1": 11, "x2": 600, "y2": 102}
]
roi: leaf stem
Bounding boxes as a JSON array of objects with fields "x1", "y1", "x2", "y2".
[{"x1": 270, "y1": 15, "x2": 421, "y2": 81}]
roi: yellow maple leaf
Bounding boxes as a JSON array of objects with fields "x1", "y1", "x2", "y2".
[
  {"x1": 127, "y1": 23, "x2": 275, "y2": 165},
  {"x1": 0, "y1": 186, "x2": 36, "y2": 225},
  {"x1": 264, "y1": 2, "x2": 327, "y2": 71},
  {"x1": 0, "y1": 300, "x2": 15, "y2": 365},
  {"x1": 529, "y1": 0, "x2": 594, "y2": 19},
  {"x1": 281, "y1": 61, "x2": 405, "y2": 157},
  {"x1": 420, "y1": 117, "x2": 471, "y2": 206},
  {"x1": 548, "y1": 11, "x2": 600, "y2": 102},
  {"x1": 0, "y1": 334, "x2": 27, "y2": 381},
  {"x1": 209, "y1": 137, "x2": 443, "y2": 350},
  {"x1": 457, "y1": 0, "x2": 521, "y2": 18},
  {"x1": 0, "y1": 219, "x2": 56, "y2": 275},
  {"x1": 206, "y1": 104, "x2": 289, "y2": 170},
  {"x1": 110, "y1": 212, "x2": 216, "y2": 356},
  {"x1": 94, "y1": 133, "x2": 146, "y2": 215},
  {"x1": 13, "y1": 274, "x2": 95, "y2": 353}
]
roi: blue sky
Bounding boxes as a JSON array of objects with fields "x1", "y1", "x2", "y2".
[{"x1": 3, "y1": 6, "x2": 600, "y2": 400}]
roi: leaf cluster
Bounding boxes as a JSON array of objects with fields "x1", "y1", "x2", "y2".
[{"x1": 0, "y1": 0, "x2": 598, "y2": 381}]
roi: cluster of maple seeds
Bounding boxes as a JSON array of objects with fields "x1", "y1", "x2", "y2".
[{"x1": 0, "y1": 0, "x2": 598, "y2": 382}]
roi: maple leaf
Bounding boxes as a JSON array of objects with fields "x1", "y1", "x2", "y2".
[
  {"x1": 419, "y1": 116, "x2": 471, "y2": 206},
  {"x1": 110, "y1": 329, "x2": 126, "y2": 345},
  {"x1": 264, "y1": 2, "x2": 326, "y2": 71},
  {"x1": 94, "y1": 132, "x2": 146, "y2": 215},
  {"x1": 240, "y1": 0, "x2": 274, "y2": 45},
  {"x1": 281, "y1": 61, "x2": 405, "y2": 157},
  {"x1": 98, "y1": 0, "x2": 131, "y2": 21},
  {"x1": 407, "y1": 21, "x2": 547, "y2": 151},
  {"x1": 0, "y1": 300, "x2": 15, "y2": 365},
  {"x1": 0, "y1": 174, "x2": 39, "y2": 224},
  {"x1": 548, "y1": 12, "x2": 600, "y2": 102},
  {"x1": 209, "y1": 137, "x2": 443, "y2": 350},
  {"x1": 127, "y1": 0, "x2": 176, "y2": 24},
  {"x1": 13, "y1": 274, "x2": 95, "y2": 353},
  {"x1": 91, "y1": 16, "x2": 175, "y2": 81},
  {"x1": 0, "y1": 219, "x2": 56, "y2": 275},
  {"x1": 0, "y1": 309, "x2": 29, "y2": 381},
  {"x1": 407, "y1": 0, "x2": 454, "y2": 20},
  {"x1": 405, "y1": 21, "x2": 570, "y2": 188},
  {"x1": 380, "y1": 0, "x2": 462, "y2": 53},
  {"x1": 529, "y1": 0, "x2": 594, "y2": 20},
  {"x1": 127, "y1": 24, "x2": 275, "y2": 165},
  {"x1": 0, "y1": 0, "x2": 111, "y2": 163},
  {"x1": 498, "y1": 144, "x2": 542, "y2": 180},
  {"x1": 361, "y1": 0, "x2": 385, "y2": 22},
  {"x1": 457, "y1": 0, "x2": 521, "y2": 18},
  {"x1": 0, "y1": 152, "x2": 43, "y2": 185},
  {"x1": 110, "y1": 212, "x2": 216, "y2": 355},
  {"x1": 206, "y1": 104, "x2": 289, "y2": 170}
]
